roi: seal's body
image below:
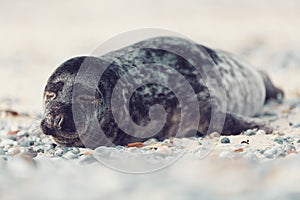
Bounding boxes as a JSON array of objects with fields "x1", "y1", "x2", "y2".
[{"x1": 40, "y1": 37, "x2": 283, "y2": 148}]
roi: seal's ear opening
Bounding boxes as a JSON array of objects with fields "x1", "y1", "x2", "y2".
[{"x1": 258, "y1": 70, "x2": 284, "y2": 104}]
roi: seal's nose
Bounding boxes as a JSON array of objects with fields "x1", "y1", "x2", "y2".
[{"x1": 44, "y1": 113, "x2": 64, "y2": 130}]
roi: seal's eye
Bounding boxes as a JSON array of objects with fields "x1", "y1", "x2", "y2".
[{"x1": 44, "y1": 91, "x2": 56, "y2": 103}]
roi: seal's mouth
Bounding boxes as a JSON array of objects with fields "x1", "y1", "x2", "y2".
[
  {"x1": 51, "y1": 134, "x2": 84, "y2": 147},
  {"x1": 40, "y1": 113, "x2": 87, "y2": 147},
  {"x1": 41, "y1": 124, "x2": 83, "y2": 147}
]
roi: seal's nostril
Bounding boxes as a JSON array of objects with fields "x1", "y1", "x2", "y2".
[
  {"x1": 54, "y1": 114, "x2": 64, "y2": 129},
  {"x1": 44, "y1": 114, "x2": 63, "y2": 130},
  {"x1": 45, "y1": 114, "x2": 54, "y2": 129}
]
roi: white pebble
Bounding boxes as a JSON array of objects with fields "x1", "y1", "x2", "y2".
[
  {"x1": 263, "y1": 147, "x2": 278, "y2": 159},
  {"x1": 143, "y1": 138, "x2": 158, "y2": 146},
  {"x1": 16, "y1": 131, "x2": 28, "y2": 137},
  {"x1": 0, "y1": 149, "x2": 6, "y2": 155},
  {"x1": 244, "y1": 129, "x2": 256, "y2": 136},
  {"x1": 18, "y1": 138, "x2": 31, "y2": 147},
  {"x1": 127, "y1": 147, "x2": 143, "y2": 153},
  {"x1": 54, "y1": 149, "x2": 64, "y2": 157},
  {"x1": 62, "y1": 146, "x2": 72, "y2": 153},
  {"x1": 292, "y1": 122, "x2": 300, "y2": 128},
  {"x1": 284, "y1": 144, "x2": 296, "y2": 151},
  {"x1": 155, "y1": 146, "x2": 171, "y2": 154},
  {"x1": 7, "y1": 147, "x2": 21, "y2": 156},
  {"x1": 62, "y1": 151, "x2": 78, "y2": 159},
  {"x1": 256, "y1": 130, "x2": 266, "y2": 135},
  {"x1": 34, "y1": 139, "x2": 44, "y2": 146},
  {"x1": 0, "y1": 139, "x2": 14, "y2": 147},
  {"x1": 70, "y1": 147, "x2": 80, "y2": 154}
]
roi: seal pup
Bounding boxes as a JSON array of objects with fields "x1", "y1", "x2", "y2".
[{"x1": 40, "y1": 36, "x2": 283, "y2": 148}]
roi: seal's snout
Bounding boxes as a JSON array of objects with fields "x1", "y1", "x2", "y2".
[
  {"x1": 45, "y1": 114, "x2": 64, "y2": 130},
  {"x1": 42, "y1": 113, "x2": 64, "y2": 135}
]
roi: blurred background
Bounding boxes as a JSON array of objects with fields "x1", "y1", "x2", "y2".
[{"x1": 0, "y1": 0, "x2": 299, "y2": 113}]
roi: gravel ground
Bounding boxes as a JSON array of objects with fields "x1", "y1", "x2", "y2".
[{"x1": 1, "y1": 95, "x2": 300, "y2": 199}]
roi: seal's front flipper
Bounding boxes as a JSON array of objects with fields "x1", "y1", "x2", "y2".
[{"x1": 220, "y1": 112, "x2": 273, "y2": 135}]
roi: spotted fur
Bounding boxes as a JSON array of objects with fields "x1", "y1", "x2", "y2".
[{"x1": 40, "y1": 36, "x2": 283, "y2": 148}]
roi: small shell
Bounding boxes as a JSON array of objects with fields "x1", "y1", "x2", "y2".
[
  {"x1": 7, "y1": 130, "x2": 20, "y2": 135},
  {"x1": 127, "y1": 142, "x2": 144, "y2": 148},
  {"x1": 233, "y1": 148, "x2": 244, "y2": 153}
]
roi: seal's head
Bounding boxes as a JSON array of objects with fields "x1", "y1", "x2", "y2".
[{"x1": 40, "y1": 56, "x2": 105, "y2": 147}]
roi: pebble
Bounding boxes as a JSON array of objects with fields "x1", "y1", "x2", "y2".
[
  {"x1": 283, "y1": 144, "x2": 296, "y2": 151},
  {"x1": 18, "y1": 138, "x2": 31, "y2": 147},
  {"x1": 282, "y1": 137, "x2": 292, "y2": 143},
  {"x1": 143, "y1": 138, "x2": 158, "y2": 146},
  {"x1": 34, "y1": 138, "x2": 44, "y2": 146},
  {"x1": 44, "y1": 144, "x2": 56, "y2": 152},
  {"x1": 243, "y1": 152, "x2": 258, "y2": 160},
  {"x1": 62, "y1": 151, "x2": 78, "y2": 159},
  {"x1": 0, "y1": 149, "x2": 6, "y2": 155},
  {"x1": 2, "y1": 145, "x2": 10, "y2": 151},
  {"x1": 7, "y1": 134, "x2": 18, "y2": 141},
  {"x1": 233, "y1": 148, "x2": 244, "y2": 152},
  {"x1": 22, "y1": 148, "x2": 38, "y2": 158},
  {"x1": 7, "y1": 147, "x2": 21, "y2": 156},
  {"x1": 256, "y1": 130, "x2": 266, "y2": 135},
  {"x1": 220, "y1": 137, "x2": 230, "y2": 144},
  {"x1": 127, "y1": 147, "x2": 143, "y2": 153},
  {"x1": 54, "y1": 149, "x2": 64, "y2": 157},
  {"x1": 0, "y1": 156, "x2": 7, "y2": 162},
  {"x1": 274, "y1": 137, "x2": 283, "y2": 145},
  {"x1": 115, "y1": 145, "x2": 126, "y2": 151},
  {"x1": 258, "y1": 149, "x2": 265, "y2": 154},
  {"x1": 276, "y1": 148, "x2": 286, "y2": 158},
  {"x1": 32, "y1": 146, "x2": 44, "y2": 153},
  {"x1": 70, "y1": 147, "x2": 80, "y2": 154},
  {"x1": 17, "y1": 131, "x2": 29, "y2": 137},
  {"x1": 244, "y1": 129, "x2": 256, "y2": 136},
  {"x1": 127, "y1": 142, "x2": 144, "y2": 148},
  {"x1": 263, "y1": 148, "x2": 278, "y2": 159},
  {"x1": 62, "y1": 146, "x2": 73, "y2": 153},
  {"x1": 41, "y1": 138, "x2": 52, "y2": 144},
  {"x1": 0, "y1": 139, "x2": 15, "y2": 147},
  {"x1": 34, "y1": 154, "x2": 51, "y2": 162},
  {"x1": 155, "y1": 146, "x2": 172, "y2": 154},
  {"x1": 292, "y1": 122, "x2": 300, "y2": 128},
  {"x1": 28, "y1": 135, "x2": 37, "y2": 141},
  {"x1": 7, "y1": 130, "x2": 19, "y2": 135},
  {"x1": 275, "y1": 131, "x2": 285, "y2": 136}
]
